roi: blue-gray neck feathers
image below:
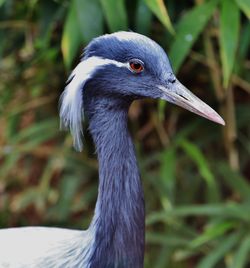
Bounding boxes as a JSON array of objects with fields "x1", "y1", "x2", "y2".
[{"x1": 84, "y1": 90, "x2": 145, "y2": 268}]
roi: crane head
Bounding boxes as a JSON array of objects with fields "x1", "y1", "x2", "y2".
[{"x1": 60, "y1": 31, "x2": 225, "y2": 150}]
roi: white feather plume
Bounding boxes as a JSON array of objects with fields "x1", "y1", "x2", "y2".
[{"x1": 59, "y1": 56, "x2": 127, "y2": 151}]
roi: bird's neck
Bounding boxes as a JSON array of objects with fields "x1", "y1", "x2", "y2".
[{"x1": 85, "y1": 96, "x2": 145, "y2": 268}]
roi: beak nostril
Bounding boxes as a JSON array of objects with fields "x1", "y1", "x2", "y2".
[
  {"x1": 179, "y1": 94, "x2": 189, "y2": 101},
  {"x1": 170, "y1": 78, "x2": 176, "y2": 84},
  {"x1": 167, "y1": 74, "x2": 176, "y2": 84}
]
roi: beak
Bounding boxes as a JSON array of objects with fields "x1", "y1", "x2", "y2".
[{"x1": 159, "y1": 79, "x2": 225, "y2": 125}]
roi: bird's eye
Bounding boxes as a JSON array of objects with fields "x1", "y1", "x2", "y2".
[{"x1": 129, "y1": 59, "x2": 144, "y2": 73}]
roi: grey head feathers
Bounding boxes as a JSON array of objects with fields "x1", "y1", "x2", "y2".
[{"x1": 59, "y1": 31, "x2": 172, "y2": 151}]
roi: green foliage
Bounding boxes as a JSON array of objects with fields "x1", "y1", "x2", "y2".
[
  {"x1": 0, "y1": 0, "x2": 250, "y2": 267},
  {"x1": 135, "y1": 0, "x2": 152, "y2": 35},
  {"x1": 62, "y1": 0, "x2": 103, "y2": 68},
  {"x1": 61, "y1": 3, "x2": 81, "y2": 69},
  {"x1": 169, "y1": 0, "x2": 218, "y2": 72},
  {"x1": 144, "y1": 0, "x2": 174, "y2": 34},
  {"x1": 100, "y1": 0, "x2": 128, "y2": 31},
  {"x1": 236, "y1": 0, "x2": 250, "y2": 19},
  {"x1": 220, "y1": 0, "x2": 240, "y2": 88}
]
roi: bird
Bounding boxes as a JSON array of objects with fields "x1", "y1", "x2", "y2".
[{"x1": 0, "y1": 31, "x2": 225, "y2": 268}]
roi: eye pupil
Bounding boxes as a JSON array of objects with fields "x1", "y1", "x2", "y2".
[
  {"x1": 129, "y1": 60, "x2": 144, "y2": 73},
  {"x1": 133, "y1": 63, "x2": 141, "y2": 69}
]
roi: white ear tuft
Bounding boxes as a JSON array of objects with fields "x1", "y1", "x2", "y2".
[
  {"x1": 59, "y1": 56, "x2": 128, "y2": 151},
  {"x1": 59, "y1": 60, "x2": 87, "y2": 151},
  {"x1": 59, "y1": 58, "x2": 99, "y2": 151}
]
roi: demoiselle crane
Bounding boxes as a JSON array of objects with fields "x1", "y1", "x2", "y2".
[{"x1": 0, "y1": 31, "x2": 224, "y2": 268}]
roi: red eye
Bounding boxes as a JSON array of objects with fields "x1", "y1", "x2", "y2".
[{"x1": 129, "y1": 60, "x2": 144, "y2": 73}]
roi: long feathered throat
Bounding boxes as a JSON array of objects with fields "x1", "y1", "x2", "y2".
[{"x1": 85, "y1": 97, "x2": 145, "y2": 268}]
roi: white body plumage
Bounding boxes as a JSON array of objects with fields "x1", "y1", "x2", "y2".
[{"x1": 0, "y1": 227, "x2": 93, "y2": 268}]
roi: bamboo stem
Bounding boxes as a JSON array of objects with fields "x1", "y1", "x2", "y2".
[
  {"x1": 224, "y1": 86, "x2": 239, "y2": 170},
  {"x1": 203, "y1": 28, "x2": 239, "y2": 170}
]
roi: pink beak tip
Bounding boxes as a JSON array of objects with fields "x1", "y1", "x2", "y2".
[
  {"x1": 209, "y1": 113, "x2": 225, "y2": 126},
  {"x1": 217, "y1": 117, "x2": 226, "y2": 126}
]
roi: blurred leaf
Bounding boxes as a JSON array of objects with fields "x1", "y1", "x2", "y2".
[
  {"x1": 157, "y1": 100, "x2": 166, "y2": 121},
  {"x1": 217, "y1": 163, "x2": 250, "y2": 202},
  {"x1": 0, "y1": 31, "x2": 4, "y2": 58},
  {"x1": 146, "y1": 232, "x2": 189, "y2": 247},
  {"x1": 238, "y1": 22, "x2": 250, "y2": 60},
  {"x1": 74, "y1": 0, "x2": 103, "y2": 41},
  {"x1": 12, "y1": 187, "x2": 47, "y2": 212},
  {"x1": 0, "y1": 0, "x2": 5, "y2": 7},
  {"x1": 230, "y1": 235, "x2": 250, "y2": 268},
  {"x1": 36, "y1": 0, "x2": 61, "y2": 48},
  {"x1": 169, "y1": 0, "x2": 218, "y2": 72},
  {"x1": 235, "y1": 0, "x2": 250, "y2": 19},
  {"x1": 62, "y1": 0, "x2": 103, "y2": 68},
  {"x1": 173, "y1": 249, "x2": 197, "y2": 262},
  {"x1": 146, "y1": 203, "x2": 250, "y2": 225},
  {"x1": 235, "y1": 22, "x2": 250, "y2": 74},
  {"x1": 49, "y1": 175, "x2": 80, "y2": 221},
  {"x1": 144, "y1": 0, "x2": 174, "y2": 34},
  {"x1": 220, "y1": 0, "x2": 240, "y2": 88},
  {"x1": 189, "y1": 221, "x2": 236, "y2": 249},
  {"x1": 174, "y1": 121, "x2": 201, "y2": 142},
  {"x1": 178, "y1": 139, "x2": 219, "y2": 202},
  {"x1": 135, "y1": 0, "x2": 152, "y2": 35},
  {"x1": 100, "y1": 0, "x2": 128, "y2": 31},
  {"x1": 10, "y1": 118, "x2": 58, "y2": 144},
  {"x1": 159, "y1": 147, "x2": 176, "y2": 204},
  {"x1": 197, "y1": 232, "x2": 242, "y2": 268},
  {"x1": 61, "y1": 1, "x2": 82, "y2": 69},
  {"x1": 154, "y1": 245, "x2": 171, "y2": 268},
  {"x1": 0, "y1": 153, "x2": 20, "y2": 180}
]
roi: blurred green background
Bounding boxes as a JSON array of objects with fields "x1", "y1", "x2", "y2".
[{"x1": 0, "y1": 0, "x2": 250, "y2": 267}]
